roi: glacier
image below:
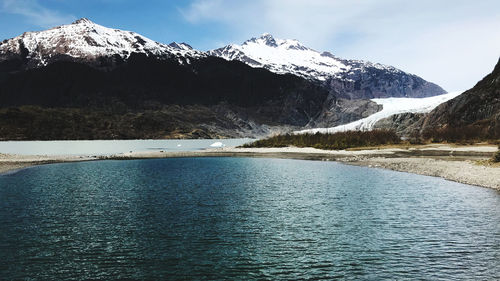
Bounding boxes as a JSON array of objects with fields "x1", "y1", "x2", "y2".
[{"x1": 296, "y1": 92, "x2": 462, "y2": 134}]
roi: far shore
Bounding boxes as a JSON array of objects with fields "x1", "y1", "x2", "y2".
[{"x1": 1, "y1": 143, "x2": 499, "y2": 190}]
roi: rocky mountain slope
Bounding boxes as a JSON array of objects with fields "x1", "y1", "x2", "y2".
[
  {"x1": 419, "y1": 58, "x2": 500, "y2": 138},
  {"x1": 372, "y1": 58, "x2": 500, "y2": 140},
  {"x1": 209, "y1": 34, "x2": 446, "y2": 99}
]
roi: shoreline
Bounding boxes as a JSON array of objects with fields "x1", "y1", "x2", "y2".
[
  {"x1": 0, "y1": 154, "x2": 97, "y2": 175},
  {"x1": 1, "y1": 144, "x2": 499, "y2": 190}
]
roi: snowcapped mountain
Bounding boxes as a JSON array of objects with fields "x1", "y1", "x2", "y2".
[
  {"x1": 209, "y1": 33, "x2": 349, "y2": 81},
  {"x1": 210, "y1": 34, "x2": 446, "y2": 99},
  {"x1": 0, "y1": 18, "x2": 203, "y2": 67}
]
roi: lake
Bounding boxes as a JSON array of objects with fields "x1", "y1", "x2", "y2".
[
  {"x1": 0, "y1": 139, "x2": 253, "y2": 156},
  {"x1": 0, "y1": 157, "x2": 499, "y2": 280}
]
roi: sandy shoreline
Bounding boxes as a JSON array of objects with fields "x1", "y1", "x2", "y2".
[{"x1": 1, "y1": 144, "x2": 499, "y2": 190}]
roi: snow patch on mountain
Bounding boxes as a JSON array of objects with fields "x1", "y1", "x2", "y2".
[{"x1": 296, "y1": 91, "x2": 462, "y2": 134}]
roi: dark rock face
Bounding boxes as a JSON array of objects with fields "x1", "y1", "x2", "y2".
[
  {"x1": 310, "y1": 98, "x2": 382, "y2": 128},
  {"x1": 373, "y1": 112, "x2": 425, "y2": 136},
  {"x1": 420, "y1": 57, "x2": 500, "y2": 135},
  {"x1": 325, "y1": 62, "x2": 446, "y2": 99}
]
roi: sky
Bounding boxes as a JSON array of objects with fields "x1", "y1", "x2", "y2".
[{"x1": 0, "y1": 0, "x2": 499, "y2": 92}]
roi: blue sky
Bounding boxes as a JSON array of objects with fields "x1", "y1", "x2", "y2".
[{"x1": 1, "y1": 0, "x2": 499, "y2": 92}]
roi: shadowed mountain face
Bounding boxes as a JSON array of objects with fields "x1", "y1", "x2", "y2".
[
  {"x1": 0, "y1": 54, "x2": 323, "y2": 110},
  {"x1": 420, "y1": 58, "x2": 500, "y2": 137},
  {"x1": 0, "y1": 53, "x2": 333, "y2": 139}
]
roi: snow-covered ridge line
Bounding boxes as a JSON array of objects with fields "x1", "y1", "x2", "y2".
[
  {"x1": 209, "y1": 33, "x2": 403, "y2": 81},
  {"x1": 209, "y1": 33, "x2": 446, "y2": 99},
  {"x1": 0, "y1": 18, "x2": 204, "y2": 66},
  {"x1": 296, "y1": 92, "x2": 463, "y2": 134}
]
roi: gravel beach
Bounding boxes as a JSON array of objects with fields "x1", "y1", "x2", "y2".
[{"x1": 1, "y1": 144, "x2": 498, "y2": 190}]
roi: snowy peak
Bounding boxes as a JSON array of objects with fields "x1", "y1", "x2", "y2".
[
  {"x1": 0, "y1": 18, "x2": 204, "y2": 66},
  {"x1": 243, "y1": 33, "x2": 310, "y2": 51},
  {"x1": 209, "y1": 33, "x2": 446, "y2": 98},
  {"x1": 243, "y1": 33, "x2": 278, "y2": 47},
  {"x1": 209, "y1": 33, "x2": 405, "y2": 81},
  {"x1": 209, "y1": 33, "x2": 350, "y2": 80},
  {"x1": 72, "y1": 17, "x2": 94, "y2": 25}
]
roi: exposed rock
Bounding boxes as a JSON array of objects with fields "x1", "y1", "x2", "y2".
[
  {"x1": 373, "y1": 112, "x2": 425, "y2": 136},
  {"x1": 310, "y1": 98, "x2": 382, "y2": 128},
  {"x1": 421, "y1": 58, "x2": 500, "y2": 132}
]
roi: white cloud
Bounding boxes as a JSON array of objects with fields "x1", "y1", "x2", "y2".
[
  {"x1": 1, "y1": 0, "x2": 75, "y2": 28},
  {"x1": 180, "y1": 0, "x2": 500, "y2": 91}
]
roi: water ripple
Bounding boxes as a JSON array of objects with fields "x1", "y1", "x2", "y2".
[{"x1": 0, "y1": 157, "x2": 499, "y2": 280}]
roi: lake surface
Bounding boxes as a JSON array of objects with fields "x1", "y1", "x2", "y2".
[
  {"x1": 0, "y1": 139, "x2": 252, "y2": 156},
  {"x1": 0, "y1": 158, "x2": 499, "y2": 280}
]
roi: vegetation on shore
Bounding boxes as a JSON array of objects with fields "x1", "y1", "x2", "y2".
[
  {"x1": 242, "y1": 126, "x2": 500, "y2": 152},
  {"x1": 242, "y1": 130, "x2": 401, "y2": 150}
]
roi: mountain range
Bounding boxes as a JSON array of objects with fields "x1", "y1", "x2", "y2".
[{"x1": 0, "y1": 18, "x2": 481, "y2": 140}]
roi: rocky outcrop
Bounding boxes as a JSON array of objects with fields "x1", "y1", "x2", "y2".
[
  {"x1": 421, "y1": 58, "x2": 500, "y2": 131},
  {"x1": 373, "y1": 112, "x2": 425, "y2": 136},
  {"x1": 408, "y1": 58, "x2": 500, "y2": 141},
  {"x1": 324, "y1": 62, "x2": 446, "y2": 99},
  {"x1": 310, "y1": 98, "x2": 382, "y2": 128}
]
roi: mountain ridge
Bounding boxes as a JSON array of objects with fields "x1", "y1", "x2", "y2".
[
  {"x1": 0, "y1": 18, "x2": 204, "y2": 70},
  {"x1": 209, "y1": 33, "x2": 446, "y2": 99},
  {"x1": 0, "y1": 19, "x2": 445, "y2": 100}
]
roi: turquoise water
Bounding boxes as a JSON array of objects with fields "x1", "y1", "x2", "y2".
[
  {"x1": 0, "y1": 139, "x2": 252, "y2": 155},
  {"x1": 0, "y1": 157, "x2": 499, "y2": 280}
]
